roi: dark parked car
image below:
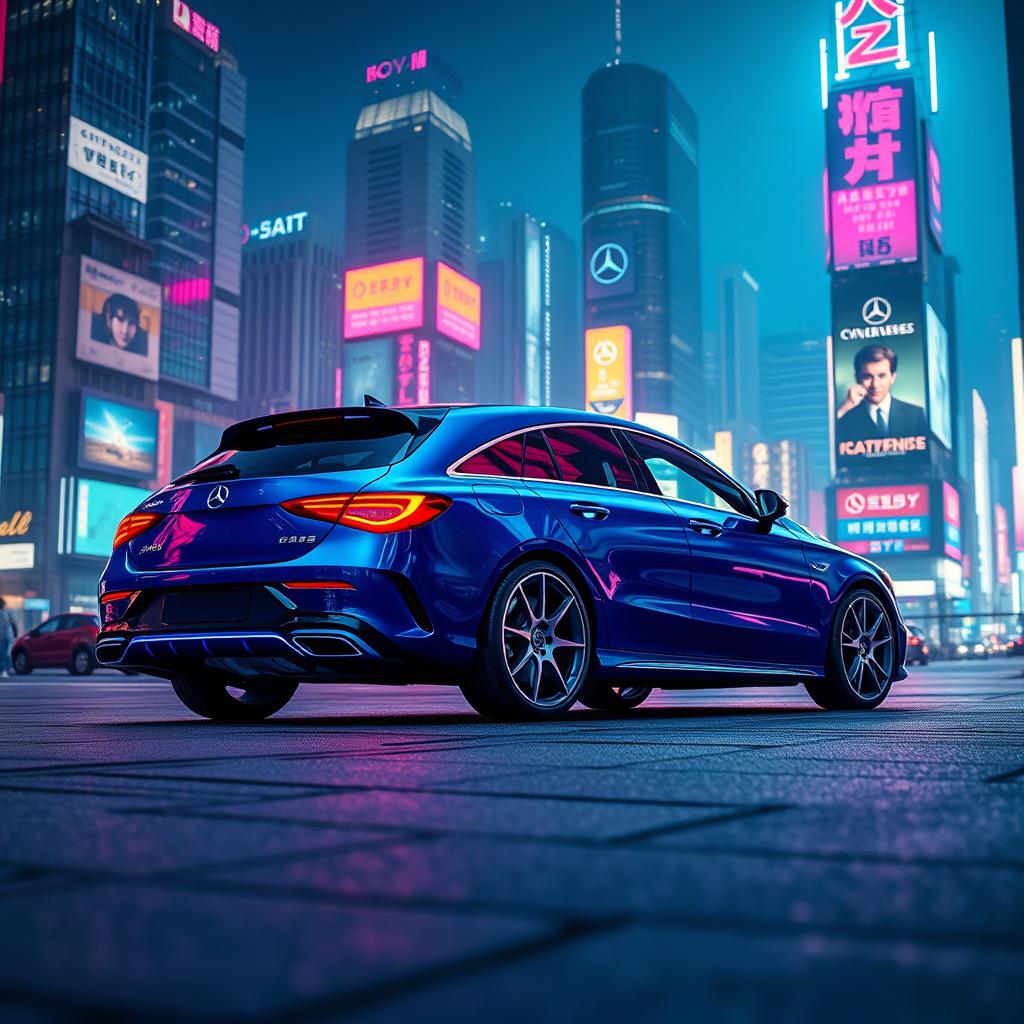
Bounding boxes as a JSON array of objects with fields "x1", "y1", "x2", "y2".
[
  {"x1": 12, "y1": 613, "x2": 99, "y2": 675},
  {"x1": 955, "y1": 633, "x2": 989, "y2": 660},
  {"x1": 904, "y1": 624, "x2": 930, "y2": 666}
]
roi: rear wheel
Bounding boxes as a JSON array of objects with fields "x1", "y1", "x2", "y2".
[
  {"x1": 68, "y1": 645, "x2": 95, "y2": 676},
  {"x1": 461, "y1": 561, "x2": 592, "y2": 721},
  {"x1": 578, "y1": 681, "x2": 652, "y2": 711},
  {"x1": 805, "y1": 588, "x2": 896, "y2": 710},
  {"x1": 171, "y1": 672, "x2": 298, "y2": 722},
  {"x1": 12, "y1": 649, "x2": 31, "y2": 675}
]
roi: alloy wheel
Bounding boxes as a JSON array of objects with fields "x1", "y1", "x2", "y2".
[
  {"x1": 839, "y1": 594, "x2": 894, "y2": 699},
  {"x1": 501, "y1": 570, "x2": 588, "y2": 708}
]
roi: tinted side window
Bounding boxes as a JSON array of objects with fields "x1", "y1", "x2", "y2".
[
  {"x1": 626, "y1": 432, "x2": 753, "y2": 516},
  {"x1": 457, "y1": 435, "x2": 524, "y2": 477},
  {"x1": 544, "y1": 426, "x2": 635, "y2": 489},
  {"x1": 36, "y1": 617, "x2": 63, "y2": 634},
  {"x1": 523, "y1": 431, "x2": 558, "y2": 480}
]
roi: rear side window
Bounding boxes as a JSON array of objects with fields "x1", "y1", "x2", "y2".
[
  {"x1": 457, "y1": 435, "x2": 524, "y2": 477},
  {"x1": 544, "y1": 426, "x2": 635, "y2": 489},
  {"x1": 523, "y1": 431, "x2": 558, "y2": 480}
]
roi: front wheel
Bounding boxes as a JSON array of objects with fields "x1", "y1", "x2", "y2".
[
  {"x1": 578, "y1": 681, "x2": 652, "y2": 711},
  {"x1": 172, "y1": 672, "x2": 298, "y2": 722},
  {"x1": 805, "y1": 588, "x2": 896, "y2": 710},
  {"x1": 460, "y1": 560, "x2": 592, "y2": 721}
]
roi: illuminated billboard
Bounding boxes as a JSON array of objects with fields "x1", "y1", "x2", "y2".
[
  {"x1": 344, "y1": 258, "x2": 423, "y2": 340},
  {"x1": 171, "y1": 1, "x2": 220, "y2": 52},
  {"x1": 79, "y1": 391, "x2": 158, "y2": 478},
  {"x1": 826, "y1": 78, "x2": 917, "y2": 271},
  {"x1": 925, "y1": 304, "x2": 951, "y2": 449},
  {"x1": 834, "y1": 0, "x2": 909, "y2": 80},
  {"x1": 77, "y1": 256, "x2": 161, "y2": 381},
  {"x1": 996, "y1": 504, "x2": 1012, "y2": 586},
  {"x1": 73, "y1": 479, "x2": 150, "y2": 558},
  {"x1": 436, "y1": 263, "x2": 481, "y2": 350},
  {"x1": 586, "y1": 233, "x2": 634, "y2": 300},
  {"x1": 242, "y1": 211, "x2": 308, "y2": 245},
  {"x1": 366, "y1": 49, "x2": 427, "y2": 84},
  {"x1": 394, "y1": 335, "x2": 432, "y2": 407},
  {"x1": 831, "y1": 271, "x2": 927, "y2": 469},
  {"x1": 925, "y1": 128, "x2": 943, "y2": 252},
  {"x1": 68, "y1": 117, "x2": 148, "y2": 204},
  {"x1": 942, "y1": 481, "x2": 961, "y2": 562},
  {"x1": 835, "y1": 483, "x2": 930, "y2": 556},
  {"x1": 585, "y1": 325, "x2": 632, "y2": 419}
]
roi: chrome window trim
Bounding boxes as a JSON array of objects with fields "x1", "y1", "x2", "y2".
[{"x1": 446, "y1": 421, "x2": 759, "y2": 522}]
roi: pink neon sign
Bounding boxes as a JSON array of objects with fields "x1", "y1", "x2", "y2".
[
  {"x1": 393, "y1": 335, "x2": 431, "y2": 407},
  {"x1": 343, "y1": 258, "x2": 424, "y2": 340},
  {"x1": 942, "y1": 481, "x2": 961, "y2": 561},
  {"x1": 835, "y1": 0, "x2": 908, "y2": 80},
  {"x1": 366, "y1": 50, "x2": 427, "y2": 84},
  {"x1": 826, "y1": 79, "x2": 918, "y2": 271},
  {"x1": 172, "y1": 2, "x2": 220, "y2": 53}
]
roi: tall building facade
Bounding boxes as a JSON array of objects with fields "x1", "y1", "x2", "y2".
[
  {"x1": 581, "y1": 62, "x2": 703, "y2": 445},
  {"x1": 716, "y1": 264, "x2": 760, "y2": 437},
  {"x1": 478, "y1": 202, "x2": 580, "y2": 408},
  {"x1": 148, "y1": 3, "x2": 245, "y2": 472},
  {"x1": 342, "y1": 52, "x2": 480, "y2": 406},
  {"x1": 239, "y1": 210, "x2": 343, "y2": 416},
  {"x1": 0, "y1": 0, "x2": 155, "y2": 624}
]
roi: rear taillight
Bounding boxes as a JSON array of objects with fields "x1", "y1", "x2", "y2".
[
  {"x1": 282, "y1": 493, "x2": 451, "y2": 533},
  {"x1": 113, "y1": 513, "x2": 163, "y2": 550},
  {"x1": 100, "y1": 590, "x2": 140, "y2": 604}
]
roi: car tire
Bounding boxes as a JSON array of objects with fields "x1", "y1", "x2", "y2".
[
  {"x1": 68, "y1": 645, "x2": 95, "y2": 676},
  {"x1": 171, "y1": 672, "x2": 298, "y2": 722},
  {"x1": 461, "y1": 559, "x2": 592, "y2": 721},
  {"x1": 12, "y1": 649, "x2": 31, "y2": 675},
  {"x1": 578, "y1": 681, "x2": 652, "y2": 711},
  {"x1": 805, "y1": 587, "x2": 896, "y2": 711}
]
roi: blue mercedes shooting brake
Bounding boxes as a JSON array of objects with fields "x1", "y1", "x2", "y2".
[{"x1": 96, "y1": 403, "x2": 907, "y2": 721}]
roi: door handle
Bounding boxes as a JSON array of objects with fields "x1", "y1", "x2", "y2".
[
  {"x1": 569, "y1": 503, "x2": 610, "y2": 520},
  {"x1": 688, "y1": 518, "x2": 723, "y2": 537}
]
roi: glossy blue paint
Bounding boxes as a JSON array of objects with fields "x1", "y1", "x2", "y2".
[{"x1": 97, "y1": 404, "x2": 906, "y2": 687}]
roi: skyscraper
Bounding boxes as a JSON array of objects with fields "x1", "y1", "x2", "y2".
[
  {"x1": 342, "y1": 51, "x2": 480, "y2": 405},
  {"x1": 581, "y1": 62, "x2": 703, "y2": 444},
  {"x1": 148, "y1": 2, "x2": 245, "y2": 470},
  {"x1": 478, "y1": 202, "x2": 580, "y2": 408},
  {"x1": 0, "y1": 0, "x2": 155, "y2": 623},
  {"x1": 239, "y1": 210, "x2": 343, "y2": 416},
  {"x1": 716, "y1": 264, "x2": 760, "y2": 437}
]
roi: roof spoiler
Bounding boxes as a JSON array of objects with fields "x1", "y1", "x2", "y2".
[{"x1": 219, "y1": 405, "x2": 421, "y2": 451}]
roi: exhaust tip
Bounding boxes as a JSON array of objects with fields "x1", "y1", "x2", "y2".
[
  {"x1": 95, "y1": 638, "x2": 127, "y2": 664},
  {"x1": 291, "y1": 634, "x2": 361, "y2": 658}
]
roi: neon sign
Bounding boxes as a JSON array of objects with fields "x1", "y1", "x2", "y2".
[
  {"x1": 394, "y1": 335, "x2": 431, "y2": 407},
  {"x1": 344, "y1": 258, "x2": 424, "y2": 340},
  {"x1": 835, "y1": 483, "x2": 930, "y2": 555},
  {"x1": 436, "y1": 263, "x2": 481, "y2": 350},
  {"x1": 172, "y1": 2, "x2": 220, "y2": 53},
  {"x1": 834, "y1": 0, "x2": 909, "y2": 81},
  {"x1": 366, "y1": 49, "x2": 427, "y2": 84},
  {"x1": 241, "y1": 211, "x2": 309, "y2": 245}
]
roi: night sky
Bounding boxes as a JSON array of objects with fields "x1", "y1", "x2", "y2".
[{"x1": 196, "y1": 0, "x2": 1018, "y2": 480}]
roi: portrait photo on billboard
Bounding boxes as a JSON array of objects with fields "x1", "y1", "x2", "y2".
[
  {"x1": 832, "y1": 273, "x2": 928, "y2": 467},
  {"x1": 76, "y1": 256, "x2": 161, "y2": 381},
  {"x1": 79, "y1": 390, "x2": 158, "y2": 478}
]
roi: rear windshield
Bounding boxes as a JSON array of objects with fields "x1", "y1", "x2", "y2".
[{"x1": 174, "y1": 410, "x2": 445, "y2": 483}]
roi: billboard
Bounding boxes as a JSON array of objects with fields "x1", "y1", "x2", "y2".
[
  {"x1": 394, "y1": 335, "x2": 432, "y2": 407},
  {"x1": 79, "y1": 392, "x2": 158, "y2": 478},
  {"x1": 942, "y1": 481, "x2": 961, "y2": 562},
  {"x1": 344, "y1": 258, "x2": 423, "y2": 339},
  {"x1": 77, "y1": 256, "x2": 162, "y2": 381},
  {"x1": 585, "y1": 325, "x2": 632, "y2": 419},
  {"x1": 242, "y1": 211, "x2": 308, "y2": 245},
  {"x1": 835, "y1": 483, "x2": 930, "y2": 556},
  {"x1": 832, "y1": 270, "x2": 927, "y2": 469},
  {"x1": 834, "y1": 0, "x2": 909, "y2": 80},
  {"x1": 586, "y1": 233, "x2": 634, "y2": 300},
  {"x1": 68, "y1": 117, "x2": 148, "y2": 204},
  {"x1": 925, "y1": 303, "x2": 951, "y2": 450},
  {"x1": 925, "y1": 128, "x2": 943, "y2": 253},
  {"x1": 826, "y1": 79, "x2": 917, "y2": 271},
  {"x1": 996, "y1": 504, "x2": 1012, "y2": 586},
  {"x1": 436, "y1": 262, "x2": 481, "y2": 350},
  {"x1": 171, "y1": 1, "x2": 221, "y2": 52},
  {"x1": 73, "y1": 479, "x2": 150, "y2": 558},
  {"x1": 1014, "y1": 466, "x2": 1024, "y2": 553}
]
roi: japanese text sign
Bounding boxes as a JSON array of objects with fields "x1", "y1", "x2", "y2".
[
  {"x1": 344, "y1": 258, "x2": 424, "y2": 340},
  {"x1": 172, "y1": 2, "x2": 221, "y2": 53},
  {"x1": 834, "y1": 0, "x2": 909, "y2": 81},
  {"x1": 835, "y1": 483, "x2": 930, "y2": 555},
  {"x1": 68, "y1": 117, "x2": 148, "y2": 204}
]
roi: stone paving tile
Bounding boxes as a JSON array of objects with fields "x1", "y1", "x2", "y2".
[
  {"x1": 159, "y1": 787, "x2": 734, "y2": 841},
  {"x1": 0, "y1": 882, "x2": 553, "y2": 1021},
  {"x1": 354, "y1": 923, "x2": 1024, "y2": 1024},
  {"x1": 202, "y1": 833, "x2": 1024, "y2": 944},
  {"x1": 0, "y1": 791, "x2": 410, "y2": 875}
]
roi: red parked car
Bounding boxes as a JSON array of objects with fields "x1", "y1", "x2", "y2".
[{"x1": 11, "y1": 613, "x2": 99, "y2": 675}]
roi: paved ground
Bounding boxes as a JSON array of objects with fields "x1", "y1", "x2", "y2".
[{"x1": 0, "y1": 660, "x2": 1022, "y2": 1023}]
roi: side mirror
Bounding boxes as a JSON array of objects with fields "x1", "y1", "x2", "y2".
[{"x1": 754, "y1": 489, "x2": 788, "y2": 526}]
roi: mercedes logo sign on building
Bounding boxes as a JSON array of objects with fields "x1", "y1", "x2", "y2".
[
  {"x1": 861, "y1": 296, "x2": 892, "y2": 326},
  {"x1": 589, "y1": 242, "x2": 628, "y2": 285},
  {"x1": 207, "y1": 484, "x2": 230, "y2": 509}
]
